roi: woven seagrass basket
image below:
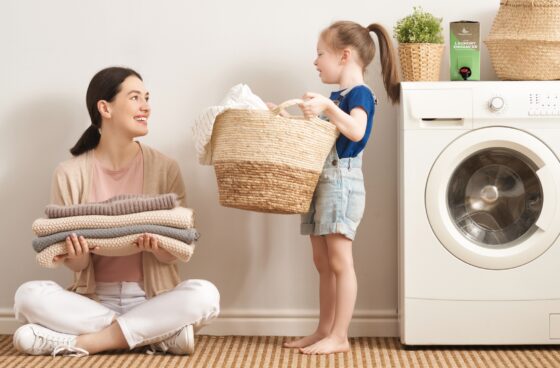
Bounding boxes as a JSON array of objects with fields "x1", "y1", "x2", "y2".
[
  {"x1": 211, "y1": 99, "x2": 338, "y2": 214},
  {"x1": 398, "y1": 43, "x2": 444, "y2": 81},
  {"x1": 485, "y1": 0, "x2": 560, "y2": 80}
]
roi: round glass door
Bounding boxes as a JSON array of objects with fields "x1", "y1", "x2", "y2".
[
  {"x1": 425, "y1": 127, "x2": 560, "y2": 269},
  {"x1": 448, "y1": 148, "x2": 543, "y2": 248}
]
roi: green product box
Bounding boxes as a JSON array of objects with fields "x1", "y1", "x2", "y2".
[{"x1": 450, "y1": 21, "x2": 480, "y2": 81}]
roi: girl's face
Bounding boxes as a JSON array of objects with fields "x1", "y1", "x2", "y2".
[
  {"x1": 314, "y1": 37, "x2": 343, "y2": 84},
  {"x1": 104, "y1": 76, "x2": 151, "y2": 138}
]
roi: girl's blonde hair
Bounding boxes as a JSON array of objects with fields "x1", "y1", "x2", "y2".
[{"x1": 321, "y1": 21, "x2": 400, "y2": 104}]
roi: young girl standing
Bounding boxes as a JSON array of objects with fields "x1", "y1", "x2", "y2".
[{"x1": 289, "y1": 21, "x2": 400, "y2": 354}]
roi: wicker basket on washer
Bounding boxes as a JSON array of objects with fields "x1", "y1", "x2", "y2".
[
  {"x1": 211, "y1": 99, "x2": 339, "y2": 214},
  {"x1": 485, "y1": 0, "x2": 560, "y2": 80},
  {"x1": 398, "y1": 43, "x2": 445, "y2": 81}
]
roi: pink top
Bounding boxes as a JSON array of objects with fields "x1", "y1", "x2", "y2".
[{"x1": 90, "y1": 147, "x2": 144, "y2": 282}]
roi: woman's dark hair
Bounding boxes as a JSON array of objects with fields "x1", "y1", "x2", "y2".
[{"x1": 70, "y1": 67, "x2": 143, "y2": 156}]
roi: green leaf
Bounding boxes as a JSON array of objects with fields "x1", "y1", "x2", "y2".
[{"x1": 393, "y1": 6, "x2": 443, "y2": 44}]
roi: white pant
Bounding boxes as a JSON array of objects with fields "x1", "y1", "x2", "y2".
[{"x1": 13, "y1": 279, "x2": 220, "y2": 348}]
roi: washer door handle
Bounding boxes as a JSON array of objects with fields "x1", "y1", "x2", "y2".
[{"x1": 536, "y1": 165, "x2": 556, "y2": 231}]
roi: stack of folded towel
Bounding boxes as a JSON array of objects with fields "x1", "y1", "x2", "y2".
[{"x1": 32, "y1": 194, "x2": 199, "y2": 268}]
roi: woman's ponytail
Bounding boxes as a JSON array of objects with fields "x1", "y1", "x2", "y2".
[
  {"x1": 367, "y1": 24, "x2": 401, "y2": 104},
  {"x1": 69, "y1": 125, "x2": 101, "y2": 156}
]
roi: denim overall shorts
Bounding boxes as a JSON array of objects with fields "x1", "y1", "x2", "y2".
[{"x1": 300, "y1": 145, "x2": 366, "y2": 240}]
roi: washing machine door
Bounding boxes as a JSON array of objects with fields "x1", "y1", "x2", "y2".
[{"x1": 426, "y1": 127, "x2": 560, "y2": 269}]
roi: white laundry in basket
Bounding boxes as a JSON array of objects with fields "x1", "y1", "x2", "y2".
[{"x1": 193, "y1": 84, "x2": 268, "y2": 165}]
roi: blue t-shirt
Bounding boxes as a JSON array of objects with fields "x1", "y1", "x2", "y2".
[{"x1": 330, "y1": 85, "x2": 375, "y2": 158}]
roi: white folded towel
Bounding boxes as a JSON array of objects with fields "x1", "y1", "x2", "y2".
[{"x1": 193, "y1": 84, "x2": 268, "y2": 165}]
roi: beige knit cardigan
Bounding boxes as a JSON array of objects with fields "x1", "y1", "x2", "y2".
[{"x1": 50, "y1": 143, "x2": 187, "y2": 299}]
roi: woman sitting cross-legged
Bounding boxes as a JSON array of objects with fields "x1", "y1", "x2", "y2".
[{"x1": 13, "y1": 66, "x2": 220, "y2": 357}]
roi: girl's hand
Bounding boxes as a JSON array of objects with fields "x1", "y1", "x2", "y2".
[
  {"x1": 54, "y1": 234, "x2": 98, "y2": 263},
  {"x1": 266, "y1": 102, "x2": 290, "y2": 117},
  {"x1": 299, "y1": 92, "x2": 334, "y2": 119}
]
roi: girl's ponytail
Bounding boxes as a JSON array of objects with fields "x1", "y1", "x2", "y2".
[{"x1": 367, "y1": 24, "x2": 401, "y2": 104}]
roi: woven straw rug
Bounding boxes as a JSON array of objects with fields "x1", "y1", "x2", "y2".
[{"x1": 1, "y1": 335, "x2": 560, "y2": 368}]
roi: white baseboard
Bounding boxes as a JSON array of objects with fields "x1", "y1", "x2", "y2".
[
  {"x1": 0, "y1": 308, "x2": 398, "y2": 337},
  {"x1": 0, "y1": 308, "x2": 21, "y2": 335}
]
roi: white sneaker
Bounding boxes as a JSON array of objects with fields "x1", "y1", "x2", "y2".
[
  {"x1": 148, "y1": 325, "x2": 194, "y2": 355},
  {"x1": 13, "y1": 324, "x2": 88, "y2": 357}
]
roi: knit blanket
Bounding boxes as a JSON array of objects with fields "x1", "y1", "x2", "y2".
[
  {"x1": 33, "y1": 225, "x2": 200, "y2": 253},
  {"x1": 45, "y1": 193, "x2": 179, "y2": 218},
  {"x1": 37, "y1": 234, "x2": 195, "y2": 268},
  {"x1": 32, "y1": 207, "x2": 194, "y2": 237}
]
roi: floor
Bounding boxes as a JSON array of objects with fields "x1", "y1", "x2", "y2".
[{"x1": 1, "y1": 335, "x2": 560, "y2": 368}]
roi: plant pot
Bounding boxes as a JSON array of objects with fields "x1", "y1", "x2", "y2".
[
  {"x1": 398, "y1": 43, "x2": 444, "y2": 81},
  {"x1": 485, "y1": 0, "x2": 560, "y2": 80}
]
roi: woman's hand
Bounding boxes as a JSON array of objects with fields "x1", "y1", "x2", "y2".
[
  {"x1": 299, "y1": 92, "x2": 335, "y2": 119},
  {"x1": 135, "y1": 233, "x2": 161, "y2": 253},
  {"x1": 135, "y1": 233, "x2": 177, "y2": 263},
  {"x1": 55, "y1": 233, "x2": 98, "y2": 271}
]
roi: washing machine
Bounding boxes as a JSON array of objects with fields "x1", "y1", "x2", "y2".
[{"x1": 399, "y1": 81, "x2": 560, "y2": 345}]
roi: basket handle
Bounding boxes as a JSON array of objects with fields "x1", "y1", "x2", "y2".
[{"x1": 271, "y1": 99, "x2": 304, "y2": 116}]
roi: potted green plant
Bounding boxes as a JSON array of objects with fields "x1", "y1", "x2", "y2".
[{"x1": 393, "y1": 7, "x2": 444, "y2": 81}]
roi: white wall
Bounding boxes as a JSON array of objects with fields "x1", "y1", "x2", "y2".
[{"x1": 0, "y1": 0, "x2": 500, "y2": 335}]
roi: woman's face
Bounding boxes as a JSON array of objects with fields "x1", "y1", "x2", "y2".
[{"x1": 105, "y1": 76, "x2": 151, "y2": 138}]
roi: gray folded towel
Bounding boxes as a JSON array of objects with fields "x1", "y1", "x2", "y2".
[
  {"x1": 33, "y1": 224, "x2": 199, "y2": 253},
  {"x1": 45, "y1": 194, "x2": 179, "y2": 218}
]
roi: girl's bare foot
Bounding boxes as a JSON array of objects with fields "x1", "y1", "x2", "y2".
[
  {"x1": 283, "y1": 332, "x2": 327, "y2": 348},
  {"x1": 299, "y1": 335, "x2": 350, "y2": 354}
]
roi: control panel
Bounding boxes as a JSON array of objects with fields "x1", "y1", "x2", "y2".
[
  {"x1": 401, "y1": 81, "x2": 560, "y2": 123},
  {"x1": 529, "y1": 93, "x2": 560, "y2": 116}
]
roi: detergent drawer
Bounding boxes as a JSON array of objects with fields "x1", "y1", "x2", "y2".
[{"x1": 402, "y1": 89, "x2": 473, "y2": 130}]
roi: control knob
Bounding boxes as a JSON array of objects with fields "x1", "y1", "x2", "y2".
[{"x1": 489, "y1": 96, "x2": 505, "y2": 112}]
